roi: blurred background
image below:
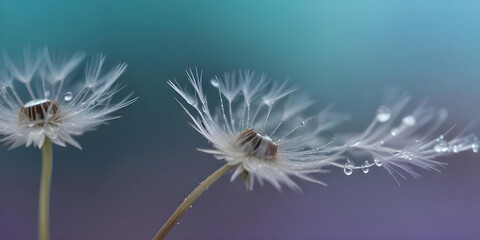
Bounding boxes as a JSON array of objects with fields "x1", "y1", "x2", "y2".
[{"x1": 0, "y1": 1, "x2": 479, "y2": 239}]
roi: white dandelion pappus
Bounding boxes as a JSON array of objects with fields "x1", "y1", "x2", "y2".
[
  {"x1": 157, "y1": 70, "x2": 478, "y2": 240},
  {"x1": 333, "y1": 90, "x2": 479, "y2": 183},
  {"x1": 0, "y1": 48, "x2": 136, "y2": 149},
  {"x1": 168, "y1": 69, "x2": 349, "y2": 191}
]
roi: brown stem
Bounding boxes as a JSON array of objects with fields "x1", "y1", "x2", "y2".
[{"x1": 153, "y1": 163, "x2": 234, "y2": 240}]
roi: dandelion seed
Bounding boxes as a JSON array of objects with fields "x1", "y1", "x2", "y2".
[
  {"x1": 0, "y1": 48, "x2": 135, "y2": 240},
  {"x1": 168, "y1": 69, "x2": 347, "y2": 191},
  {"x1": 0, "y1": 48, "x2": 136, "y2": 149},
  {"x1": 339, "y1": 90, "x2": 478, "y2": 183},
  {"x1": 156, "y1": 70, "x2": 477, "y2": 240},
  {"x1": 155, "y1": 69, "x2": 348, "y2": 239}
]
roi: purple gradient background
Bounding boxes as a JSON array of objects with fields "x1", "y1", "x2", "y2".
[{"x1": 1, "y1": 1, "x2": 479, "y2": 240}]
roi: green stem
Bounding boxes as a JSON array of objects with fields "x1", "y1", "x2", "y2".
[
  {"x1": 39, "y1": 138, "x2": 53, "y2": 240},
  {"x1": 153, "y1": 163, "x2": 234, "y2": 240}
]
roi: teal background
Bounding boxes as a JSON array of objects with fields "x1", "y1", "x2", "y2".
[{"x1": 0, "y1": 1, "x2": 479, "y2": 239}]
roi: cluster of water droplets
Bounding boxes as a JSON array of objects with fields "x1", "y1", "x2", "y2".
[
  {"x1": 434, "y1": 135, "x2": 479, "y2": 154},
  {"x1": 376, "y1": 105, "x2": 419, "y2": 136},
  {"x1": 343, "y1": 158, "x2": 382, "y2": 176},
  {"x1": 0, "y1": 86, "x2": 9, "y2": 99}
]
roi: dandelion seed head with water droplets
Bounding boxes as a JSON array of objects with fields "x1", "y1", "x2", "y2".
[
  {"x1": 169, "y1": 69, "x2": 350, "y2": 191},
  {"x1": 339, "y1": 90, "x2": 479, "y2": 183},
  {"x1": 0, "y1": 48, "x2": 136, "y2": 149}
]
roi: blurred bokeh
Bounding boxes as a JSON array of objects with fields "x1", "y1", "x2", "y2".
[{"x1": 0, "y1": 1, "x2": 479, "y2": 239}]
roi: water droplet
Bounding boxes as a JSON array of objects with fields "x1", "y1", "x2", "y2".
[
  {"x1": 402, "y1": 115, "x2": 416, "y2": 126},
  {"x1": 344, "y1": 166, "x2": 353, "y2": 176},
  {"x1": 374, "y1": 158, "x2": 382, "y2": 167},
  {"x1": 376, "y1": 106, "x2": 391, "y2": 122},
  {"x1": 300, "y1": 121, "x2": 305, "y2": 126},
  {"x1": 214, "y1": 155, "x2": 224, "y2": 160},
  {"x1": 210, "y1": 78, "x2": 219, "y2": 88},
  {"x1": 0, "y1": 86, "x2": 7, "y2": 96},
  {"x1": 472, "y1": 143, "x2": 479, "y2": 153},
  {"x1": 390, "y1": 128, "x2": 398, "y2": 136},
  {"x1": 362, "y1": 161, "x2": 370, "y2": 174},
  {"x1": 375, "y1": 141, "x2": 384, "y2": 148},
  {"x1": 452, "y1": 145, "x2": 459, "y2": 153},
  {"x1": 44, "y1": 90, "x2": 50, "y2": 98},
  {"x1": 434, "y1": 141, "x2": 449, "y2": 153},
  {"x1": 402, "y1": 152, "x2": 412, "y2": 160},
  {"x1": 63, "y1": 92, "x2": 73, "y2": 101},
  {"x1": 343, "y1": 159, "x2": 354, "y2": 176}
]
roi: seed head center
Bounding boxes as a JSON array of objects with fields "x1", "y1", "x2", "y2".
[
  {"x1": 19, "y1": 99, "x2": 59, "y2": 121},
  {"x1": 237, "y1": 129, "x2": 278, "y2": 160}
]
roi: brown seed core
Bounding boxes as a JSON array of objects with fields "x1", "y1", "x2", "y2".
[
  {"x1": 19, "y1": 99, "x2": 59, "y2": 121},
  {"x1": 237, "y1": 129, "x2": 278, "y2": 160}
]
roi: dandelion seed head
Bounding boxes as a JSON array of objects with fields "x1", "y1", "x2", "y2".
[
  {"x1": 237, "y1": 129, "x2": 278, "y2": 160},
  {"x1": 341, "y1": 89, "x2": 478, "y2": 182},
  {"x1": 0, "y1": 48, "x2": 135, "y2": 149},
  {"x1": 170, "y1": 69, "x2": 347, "y2": 191},
  {"x1": 171, "y1": 70, "x2": 478, "y2": 188}
]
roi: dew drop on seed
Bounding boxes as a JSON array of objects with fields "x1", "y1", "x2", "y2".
[
  {"x1": 362, "y1": 161, "x2": 370, "y2": 174},
  {"x1": 374, "y1": 158, "x2": 382, "y2": 167},
  {"x1": 0, "y1": 86, "x2": 6, "y2": 96},
  {"x1": 402, "y1": 152, "x2": 412, "y2": 160},
  {"x1": 300, "y1": 121, "x2": 305, "y2": 126},
  {"x1": 434, "y1": 141, "x2": 449, "y2": 153},
  {"x1": 402, "y1": 115, "x2": 416, "y2": 126},
  {"x1": 390, "y1": 128, "x2": 398, "y2": 136},
  {"x1": 64, "y1": 92, "x2": 73, "y2": 101},
  {"x1": 44, "y1": 90, "x2": 50, "y2": 98},
  {"x1": 343, "y1": 159, "x2": 354, "y2": 176},
  {"x1": 376, "y1": 106, "x2": 391, "y2": 122},
  {"x1": 344, "y1": 166, "x2": 353, "y2": 176},
  {"x1": 210, "y1": 78, "x2": 219, "y2": 88},
  {"x1": 452, "y1": 145, "x2": 459, "y2": 153},
  {"x1": 472, "y1": 143, "x2": 479, "y2": 153}
]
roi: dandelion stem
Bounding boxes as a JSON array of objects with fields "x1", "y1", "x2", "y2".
[
  {"x1": 153, "y1": 163, "x2": 234, "y2": 240},
  {"x1": 39, "y1": 138, "x2": 53, "y2": 240}
]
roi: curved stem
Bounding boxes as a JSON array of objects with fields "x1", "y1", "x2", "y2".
[
  {"x1": 39, "y1": 138, "x2": 53, "y2": 240},
  {"x1": 153, "y1": 163, "x2": 234, "y2": 240}
]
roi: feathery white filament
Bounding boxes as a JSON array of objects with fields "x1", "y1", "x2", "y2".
[
  {"x1": 335, "y1": 90, "x2": 478, "y2": 183},
  {"x1": 171, "y1": 70, "x2": 478, "y2": 189},
  {"x1": 170, "y1": 69, "x2": 349, "y2": 191},
  {"x1": 0, "y1": 48, "x2": 136, "y2": 149}
]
